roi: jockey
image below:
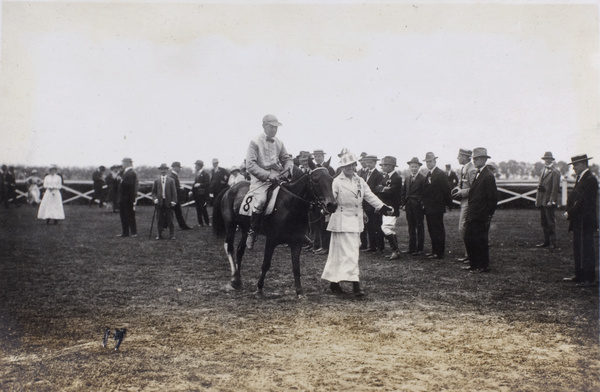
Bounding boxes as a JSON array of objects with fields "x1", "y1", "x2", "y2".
[{"x1": 245, "y1": 114, "x2": 294, "y2": 249}]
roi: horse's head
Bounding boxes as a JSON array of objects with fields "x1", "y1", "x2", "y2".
[{"x1": 309, "y1": 167, "x2": 337, "y2": 214}]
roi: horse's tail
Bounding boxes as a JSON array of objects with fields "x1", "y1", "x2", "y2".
[{"x1": 212, "y1": 187, "x2": 229, "y2": 237}]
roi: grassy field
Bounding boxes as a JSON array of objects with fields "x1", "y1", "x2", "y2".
[{"x1": 0, "y1": 205, "x2": 598, "y2": 391}]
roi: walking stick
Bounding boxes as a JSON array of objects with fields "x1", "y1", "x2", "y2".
[{"x1": 149, "y1": 205, "x2": 157, "y2": 239}]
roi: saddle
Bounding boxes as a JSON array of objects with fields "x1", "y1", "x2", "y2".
[{"x1": 238, "y1": 184, "x2": 281, "y2": 217}]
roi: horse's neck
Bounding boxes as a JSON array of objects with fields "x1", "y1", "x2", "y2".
[{"x1": 282, "y1": 174, "x2": 310, "y2": 200}]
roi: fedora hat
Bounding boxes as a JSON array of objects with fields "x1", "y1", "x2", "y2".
[
  {"x1": 458, "y1": 148, "x2": 472, "y2": 157},
  {"x1": 568, "y1": 154, "x2": 593, "y2": 165},
  {"x1": 262, "y1": 114, "x2": 282, "y2": 126},
  {"x1": 406, "y1": 157, "x2": 423, "y2": 166},
  {"x1": 298, "y1": 151, "x2": 311, "y2": 160},
  {"x1": 541, "y1": 152, "x2": 555, "y2": 161},
  {"x1": 380, "y1": 156, "x2": 397, "y2": 167},
  {"x1": 171, "y1": 161, "x2": 181, "y2": 168},
  {"x1": 194, "y1": 160, "x2": 204, "y2": 166},
  {"x1": 422, "y1": 152, "x2": 438, "y2": 162},
  {"x1": 472, "y1": 147, "x2": 491, "y2": 159},
  {"x1": 338, "y1": 148, "x2": 359, "y2": 167},
  {"x1": 362, "y1": 154, "x2": 379, "y2": 162},
  {"x1": 158, "y1": 163, "x2": 169, "y2": 170}
]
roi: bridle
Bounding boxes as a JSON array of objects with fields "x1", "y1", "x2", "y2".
[{"x1": 277, "y1": 167, "x2": 330, "y2": 212}]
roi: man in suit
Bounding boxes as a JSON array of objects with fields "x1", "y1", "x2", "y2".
[
  {"x1": 422, "y1": 152, "x2": 452, "y2": 259},
  {"x1": 209, "y1": 158, "x2": 229, "y2": 204},
  {"x1": 152, "y1": 163, "x2": 178, "y2": 240},
  {"x1": 90, "y1": 165, "x2": 106, "y2": 208},
  {"x1": 190, "y1": 160, "x2": 211, "y2": 226},
  {"x1": 451, "y1": 149, "x2": 478, "y2": 263},
  {"x1": 311, "y1": 149, "x2": 335, "y2": 255},
  {"x1": 563, "y1": 154, "x2": 598, "y2": 285},
  {"x1": 3, "y1": 166, "x2": 18, "y2": 208},
  {"x1": 169, "y1": 162, "x2": 192, "y2": 230},
  {"x1": 361, "y1": 155, "x2": 385, "y2": 253},
  {"x1": 116, "y1": 157, "x2": 138, "y2": 238},
  {"x1": 535, "y1": 152, "x2": 561, "y2": 248},
  {"x1": 401, "y1": 157, "x2": 426, "y2": 255},
  {"x1": 374, "y1": 156, "x2": 402, "y2": 260},
  {"x1": 463, "y1": 148, "x2": 498, "y2": 273},
  {"x1": 356, "y1": 152, "x2": 369, "y2": 250}
]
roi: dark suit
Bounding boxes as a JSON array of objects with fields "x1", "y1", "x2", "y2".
[
  {"x1": 362, "y1": 168, "x2": 385, "y2": 251},
  {"x1": 565, "y1": 170, "x2": 599, "y2": 282},
  {"x1": 117, "y1": 168, "x2": 138, "y2": 236},
  {"x1": 375, "y1": 171, "x2": 402, "y2": 216},
  {"x1": 152, "y1": 175, "x2": 178, "y2": 238},
  {"x1": 402, "y1": 172, "x2": 426, "y2": 253},
  {"x1": 535, "y1": 165, "x2": 561, "y2": 246},
  {"x1": 192, "y1": 169, "x2": 211, "y2": 226},
  {"x1": 422, "y1": 166, "x2": 452, "y2": 258},
  {"x1": 209, "y1": 167, "x2": 229, "y2": 202},
  {"x1": 91, "y1": 169, "x2": 105, "y2": 207},
  {"x1": 3, "y1": 171, "x2": 18, "y2": 208},
  {"x1": 169, "y1": 171, "x2": 191, "y2": 229},
  {"x1": 465, "y1": 166, "x2": 498, "y2": 271}
]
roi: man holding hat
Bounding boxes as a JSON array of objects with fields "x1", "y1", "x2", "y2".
[
  {"x1": 374, "y1": 156, "x2": 403, "y2": 260},
  {"x1": 463, "y1": 148, "x2": 497, "y2": 273},
  {"x1": 190, "y1": 160, "x2": 211, "y2": 227},
  {"x1": 116, "y1": 157, "x2": 138, "y2": 237},
  {"x1": 422, "y1": 152, "x2": 452, "y2": 259},
  {"x1": 152, "y1": 163, "x2": 178, "y2": 240},
  {"x1": 401, "y1": 157, "x2": 427, "y2": 255},
  {"x1": 534, "y1": 152, "x2": 561, "y2": 248},
  {"x1": 361, "y1": 154, "x2": 385, "y2": 253},
  {"x1": 245, "y1": 114, "x2": 294, "y2": 249},
  {"x1": 170, "y1": 162, "x2": 192, "y2": 230},
  {"x1": 452, "y1": 148, "x2": 478, "y2": 262},
  {"x1": 563, "y1": 154, "x2": 598, "y2": 284}
]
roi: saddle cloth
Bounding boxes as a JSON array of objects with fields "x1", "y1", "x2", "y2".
[{"x1": 239, "y1": 186, "x2": 280, "y2": 217}]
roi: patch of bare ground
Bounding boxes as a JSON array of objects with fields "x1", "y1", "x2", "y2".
[{"x1": 1, "y1": 206, "x2": 597, "y2": 391}]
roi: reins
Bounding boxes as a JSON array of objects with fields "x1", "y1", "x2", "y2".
[{"x1": 278, "y1": 167, "x2": 329, "y2": 211}]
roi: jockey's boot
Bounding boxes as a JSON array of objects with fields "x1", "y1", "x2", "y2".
[
  {"x1": 387, "y1": 235, "x2": 400, "y2": 260},
  {"x1": 246, "y1": 212, "x2": 263, "y2": 250}
]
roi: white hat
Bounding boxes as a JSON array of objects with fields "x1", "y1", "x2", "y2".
[{"x1": 337, "y1": 148, "x2": 359, "y2": 168}]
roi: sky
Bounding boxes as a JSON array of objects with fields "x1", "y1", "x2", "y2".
[{"x1": 0, "y1": 1, "x2": 598, "y2": 171}]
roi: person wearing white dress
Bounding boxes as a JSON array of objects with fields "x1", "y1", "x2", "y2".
[
  {"x1": 37, "y1": 165, "x2": 65, "y2": 224},
  {"x1": 321, "y1": 149, "x2": 392, "y2": 297},
  {"x1": 25, "y1": 170, "x2": 43, "y2": 205}
]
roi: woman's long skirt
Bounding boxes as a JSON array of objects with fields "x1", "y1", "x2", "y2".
[
  {"x1": 37, "y1": 190, "x2": 65, "y2": 220},
  {"x1": 321, "y1": 232, "x2": 360, "y2": 283}
]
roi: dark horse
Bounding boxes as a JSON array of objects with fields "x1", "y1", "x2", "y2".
[{"x1": 212, "y1": 166, "x2": 337, "y2": 297}]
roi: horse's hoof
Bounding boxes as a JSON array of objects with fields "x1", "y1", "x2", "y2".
[
  {"x1": 254, "y1": 289, "x2": 265, "y2": 297},
  {"x1": 225, "y1": 283, "x2": 238, "y2": 292}
]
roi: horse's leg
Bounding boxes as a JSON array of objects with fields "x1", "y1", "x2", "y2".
[
  {"x1": 225, "y1": 223, "x2": 241, "y2": 290},
  {"x1": 233, "y1": 225, "x2": 248, "y2": 289},
  {"x1": 290, "y1": 241, "x2": 304, "y2": 297},
  {"x1": 256, "y1": 239, "x2": 277, "y2": 294}
]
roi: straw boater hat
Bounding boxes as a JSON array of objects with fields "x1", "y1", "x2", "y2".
[
  {"x1": 262, "y1": 114, "x2": 282, "y2": 126},
  {"x1": 422, "y1": 152, "x2": 438, "y2": 162},
  {"x1": 312, "y1": 149, "x2": 326, "y2": 156},
  {"x1": 541, "y1": 152, "x2": 555, "y2": 161},
  {"x1": 158, "y1": 163, "x2": 169, "y2": 170},
  {"x1": 380, "y1": 156, "x2": 397, "y2": 167},
  {"x1": 458, "y1": 148, "x2": 472, "y2": 157},
  {"x1": 472, "y1": 147, "x2": 491, "y2": 159},
  {"x1": 568, "y1": 154, "x2": 593, "y2": 165},
  {"x1": 338, "y1": 148, "x2": 359, "y2": 167},
  {"x1": 407, "y1": 157, "x2": 423, "y2": 166}
]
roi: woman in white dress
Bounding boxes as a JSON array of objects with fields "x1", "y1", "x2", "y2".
[
  {"x1": 25, "y1": 169, "x2": 43, "y2": 205},
  {"x1": 321, "y1": 149, "x2": 392, "y2": 297},
  {"x1": 37, "y1": 165, "x2": 65, "y2": 224}
]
